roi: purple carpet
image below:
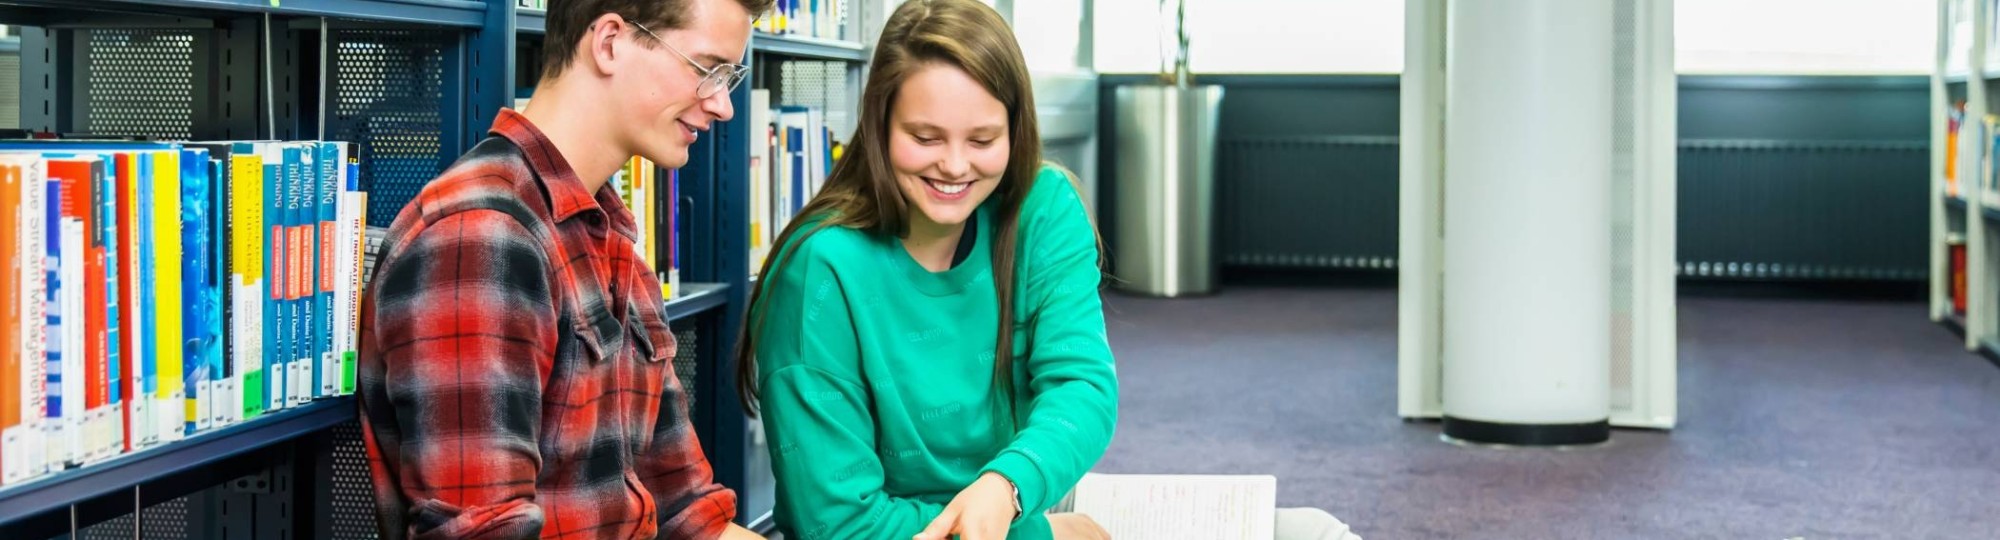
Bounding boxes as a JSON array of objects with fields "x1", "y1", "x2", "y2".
[{"x1": 1094, "y1": 286, "x2": 2000, "y2": 539}]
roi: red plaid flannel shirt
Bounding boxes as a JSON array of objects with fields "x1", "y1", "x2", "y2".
[{"x1": 357, "y1": 109, "x2": 734, "y2": 539}]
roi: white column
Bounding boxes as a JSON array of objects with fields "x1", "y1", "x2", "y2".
[{"x1": 1441, "y1": 0, "x2": 1612, "y2": 444}]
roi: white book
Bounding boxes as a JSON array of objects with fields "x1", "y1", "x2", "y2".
[
  {"x1": 1068, "y1": 474, "x2": 1277, "y2": 540},
  {"x1": 59, "y1": 215, "x2": 83, "y2": 465},
  {"x1": 18, "y1": 156, "x2": 47, "y2": 480}
]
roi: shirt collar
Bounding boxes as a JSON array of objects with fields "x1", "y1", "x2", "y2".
[{"x1": 490, "y1": 108, "x2": 640, "y2": 241}]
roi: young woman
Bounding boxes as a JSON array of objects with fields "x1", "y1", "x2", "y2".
[{"x1": 734, "y1": 0, "x2": 1114, "y2": 539}]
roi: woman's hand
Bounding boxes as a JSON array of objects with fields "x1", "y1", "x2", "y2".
[
  {"x1": 914, "y1": 472, "x2": 1019, "y2": 540},
  {"x1": 1047, "y1": 513, "x2": 1110, "y2": 540}
]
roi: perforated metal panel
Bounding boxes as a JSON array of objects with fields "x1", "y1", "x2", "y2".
[
  {"x1": 673, "y1": 327, "x2": 699, "y2": 408},
  {"x1": 329, "y1": 420, "x2": 379, "y2": 540},
  {"x1": 330, "y1": 30, "x2": 451, "y2": 228},
  {"x1": 0, "y1": 49, "x2": 20, "y2": 129},
  {"x1": 85, "y1": 29, "x2": 196, "y2": 139},
  {"x1": 66, "y1": 494, "x2": 192, "y2": 540},
  {"x1": 778, "y1": 60, "x2": 854, "y2": 139}
]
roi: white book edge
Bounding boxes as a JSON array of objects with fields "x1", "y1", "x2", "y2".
[{"x1": 1069, "y1": 473, "x2": 1279, "y2": 540}]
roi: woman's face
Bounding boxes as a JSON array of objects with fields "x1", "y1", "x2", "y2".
[{"x1": 887, "y1": 62, "x2": 1011, "y2": 231}]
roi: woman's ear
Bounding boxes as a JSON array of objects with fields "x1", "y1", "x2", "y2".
[{"x1": 584, "y1": 13, "x2": 628, "y2": 77}]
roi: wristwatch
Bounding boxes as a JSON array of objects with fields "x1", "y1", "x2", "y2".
[{"x1": 1006, "y1": 476, "x2": 1023, "y2": 520}]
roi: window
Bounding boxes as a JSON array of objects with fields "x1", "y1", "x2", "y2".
[
  {"x1": 1675, "y1": 0, "x2": 1933, "y2": 75},
  {"x1": 1094, "y1": 0, "x2": 1403, "y2": 74}
]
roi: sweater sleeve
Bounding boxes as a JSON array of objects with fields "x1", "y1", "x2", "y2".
[
  {"x1": 982, "y1": 167, "x2": 1120, "y2": 523},
  {"x1": 756, "y1": 232, "x2": 948, "y2": 539}
]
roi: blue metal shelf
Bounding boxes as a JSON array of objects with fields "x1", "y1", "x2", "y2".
[
  {"x1": 751, "y1": 32, "x2": 868, "y2": 62},
  {"x1": 0, "y1": 396, "x2": 356, "y2": 528},
  {"x1": 0, "y1": 0, "x2": 485, "y2": 26},
  {"x1": 666, "y1": 282, "x2": 730, "y2": 322},
  {"x1": 519, "y1": 8, "x2": 546, "y2": 35}
]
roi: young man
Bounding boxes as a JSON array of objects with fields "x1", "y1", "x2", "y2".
[{"x1": 356, "y1": 0, "x2": 771, "y2": 538}]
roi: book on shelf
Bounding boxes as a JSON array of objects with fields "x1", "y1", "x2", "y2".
[
  {"x1": 0, "y1": 155, "x2": 48, "y2": 485},
  {"x1": 1949, "y1": 102, "x2": 1963, "y2": 198},
  {"x1": 747, "y1": 93, "x2": 842, "y2": 277},
  {"x1": 1988, "y1": 115, "x2": 2000, "y2": 209},
  {"x1": 761, "y1": 0, "x2": 849, "y2": 41},
  {"x1": 1065, "y1": 473, "x2": 1279, "y2": 540},
  {"x1": 0, "y1": 139, "x2": 367, "y2": 486}
]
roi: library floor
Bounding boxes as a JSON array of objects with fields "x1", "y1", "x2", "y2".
[{"x1": 1095, "y1": 286, "x2": 2000, "y2": 539}]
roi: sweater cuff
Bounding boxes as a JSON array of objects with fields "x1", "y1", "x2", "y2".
[{"x1": 983, "y1": 451, "x2": 1048, "y2": 516}]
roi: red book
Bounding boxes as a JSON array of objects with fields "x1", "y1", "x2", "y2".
[{"x1": 49, "y1": 157, "x2": 107, "y2": 460}]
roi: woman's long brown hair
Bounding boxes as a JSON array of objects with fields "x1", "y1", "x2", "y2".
[{"x1": 735, "y1": 0, "x2": 1043, "y2": 422}]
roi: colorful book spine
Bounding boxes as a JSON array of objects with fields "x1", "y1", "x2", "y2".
[
  {"x1": 285, "y1": 144, "x2": 308, "y2": 407},
  {"x1": 0, "y1": 155, "x2": 40, "y2": 484},
  {"x1": 235, "y1": 143, "x2": 267, "y2": 420},
  {"x1": 8, "y1": 156, "x2": 49, "y2": 482},
  {"x1": 1, "y1": 156, "x2": 24, "y2": 482},
  {"x1": 112, "y1": 153, "x2": 143, "y2": 452},
  {"x1": 149, "y1": 150, "x2": 183, "y2": 443},
  {"x1": 41, "y1": 177, "x2": 63, "y2": 467},
  {"x1": 339, "y1": 160, "x2": 364, "y2": 395},
  {"x1": 264, "y1": 144, "x2": 284, "y2": 412},
  {"x1": 90, "y1": 155, "x2": 121, "y2": 459},
  {"x1": 316, "y1": 143, "x2": 340, "y2": 398},
  {"x1": 207, "y1": 155, "x2": 231, "y2": 428},
  {"x1": 52, "y1": 158, "x2": 88, "y2": 465},
  {"x1": 182, "y1": 148, "x2": 215, "y2": 434},
  {"x1": 137, "y1": 153, "x2": 161, "y2": 451}
]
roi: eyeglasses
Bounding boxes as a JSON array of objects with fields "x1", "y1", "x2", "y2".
[{"x1": 628, "y1": 19, "x2": 750, "y2": 99}]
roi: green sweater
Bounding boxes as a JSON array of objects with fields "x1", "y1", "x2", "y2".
[{"x1": 755, "y1": 165, "x2": 1118, "y2": 540}]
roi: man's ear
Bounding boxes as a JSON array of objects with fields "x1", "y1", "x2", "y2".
[{"x1": 583, "y1": 12, "x2": 628, "y2": 77}]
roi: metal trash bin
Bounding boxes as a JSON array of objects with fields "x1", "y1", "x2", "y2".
[{"x1": 1112, "y1": 84, "x2": 1223, "y2": 297}]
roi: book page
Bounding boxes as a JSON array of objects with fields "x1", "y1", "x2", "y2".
[{"x1": 1069, "y1": 473, "x2": 1277, "y2": 540}]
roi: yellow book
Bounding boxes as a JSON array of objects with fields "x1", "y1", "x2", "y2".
[{"x1": 151, "y1": 151, "x2": 184, "y2": 443}]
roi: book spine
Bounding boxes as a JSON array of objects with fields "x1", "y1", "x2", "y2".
[
  {"x1": 1, "y1": 159, "x2": 23, "y2": 484},
  {"x1": 151, "y1": 151, "x2": 183, "y2": 444},
  {"x1": 92, "y1": 158, "x2": 120, "y2": 459},
  {"x1": 19, "y1": 159, "x2": 48, "y2": 480},
  {"x1": 183, "y1": 148, "x2": 213, "y2": 434},
  {"x1": 264, "y1": 148, "x2": 282, "y2": 413},
  {"x1": 317, "y1": 143, "x2": 338, "y2": 399},
  {"x1": 42, "y1": 178, "x2": 63, "y2": 468},
  {"x1": 341, "y1": 166, "x2": 363, "y2": 395},
  {"x1": 116, "y1": 154, "x2": 149, "y2": 448},
  {"x1": 57, "y1": 165, "x2": 85, "y2": 465},
  {"x1": 237, "y1": 145, "x2": 267, "y2": 420},
  {"x1": 287, "y1": 145, "x2": 308, "y2": 407},
  {"x1": 208, "y1": 156, "x2": 230, "y2": 428}
]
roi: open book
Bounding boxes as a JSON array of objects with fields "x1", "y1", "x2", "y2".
[{"x1": 1063, "y1": 473, "x2": 1278, "y2": 540}]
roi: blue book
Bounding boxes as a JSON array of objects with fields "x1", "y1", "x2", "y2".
[
  {"x1": 181, "y1": 148, "x2": 216, "y2": 434},
  {"x1": 206, "y1": 156, "x2": 228, "y2": 427},
  {"x1": 96, "y1": 153, "x2": 119, "y2": 453},
  {"x1": 315, "y1": 142, "x2": 340, "y2": 398},
  {"x1": 137, "y1": 153, "x2": 158, "y2": 432},
  {"x1": 302, "y1": 144, "x2": 321, "y2": 400},
  {"x1": 42, "y1": 179, "x2": 63, "y2": 465},
  {"x1": 262, "y1": 150, "x2": 282, "y2": 413}
]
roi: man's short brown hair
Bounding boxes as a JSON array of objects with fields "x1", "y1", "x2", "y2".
[{"x1": 541, "y1": 0, "x2": 774, "y2": 81}]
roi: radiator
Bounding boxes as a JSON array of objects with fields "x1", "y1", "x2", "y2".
[
  {"x1": 1676, "y1": 139, "x2": 1927, "y2": 281},
  {"x1": 1215, "y1": 135, "x2": 1927, "y2": 282},
  {"x1": 1218, "y1": 135, "x2": 1399, "y2": 270}
]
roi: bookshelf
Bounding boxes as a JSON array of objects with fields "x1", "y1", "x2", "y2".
[
  {"x1": 699, "y1": 9, "x2": 877, "y2": 531},
  {"x1": 1935, "y1": 0, "x2": 2000, "y2": 366},
  {"x1": 0, "y1": 0, "x2": 789, "y2": 537}
]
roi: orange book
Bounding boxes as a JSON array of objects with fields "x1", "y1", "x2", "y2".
[{"x1": 0, "y1": 158, "x2": 21, "y2": 482}]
